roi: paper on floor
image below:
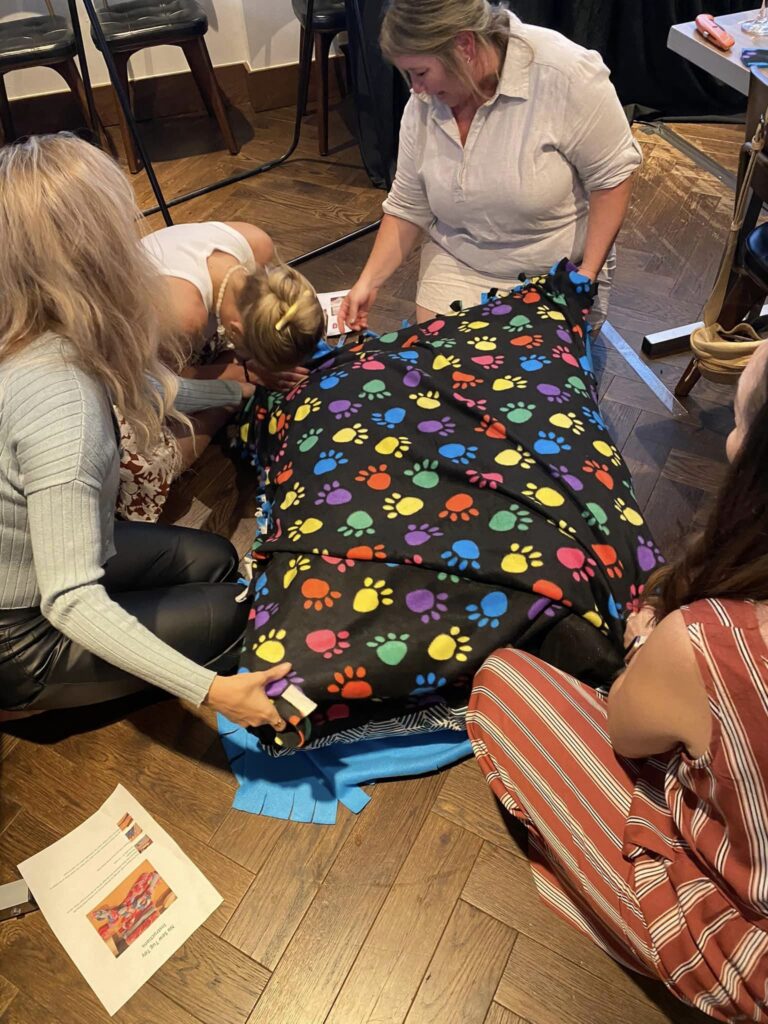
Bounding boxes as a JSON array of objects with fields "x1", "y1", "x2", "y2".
[{"x1": 18, "y1": 784, "x2": 221, "y2": 1016}]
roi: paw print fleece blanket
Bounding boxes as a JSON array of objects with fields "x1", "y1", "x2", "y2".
[{"x1": 236, "y1": 262, "x2": 660, "y2": 751}]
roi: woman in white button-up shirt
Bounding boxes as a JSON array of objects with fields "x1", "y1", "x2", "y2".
[{"x1": 339, "y1": 0, "x2": 641, "y2": 333}]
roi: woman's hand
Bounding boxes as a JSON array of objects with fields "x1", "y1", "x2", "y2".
[
  {"x1": 212, "y1": 356, "x2": 308, "y2": 394},
  {"x1": 203, "y1": 662, "x2": 291, "y2": 730},
  {"x1": 253, "y1": 366, "x2": 309, "y2": 394},
  {"x1": 205, "y1": 359, "x2": 250, "y2": 384},
  {"x1": 623, "y1": 605, "x2": 657, "y2": 649},
  {"x1": 339, "y1": 277, "x2": 379, "y2": 333}
]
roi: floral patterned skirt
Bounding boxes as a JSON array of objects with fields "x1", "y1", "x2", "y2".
[
  {"x1": 116, "y1": 413, "x2": 181, "y2": 523},
  {"x1": 116, "y1": 335, "x2": 234, "y2": 522}
]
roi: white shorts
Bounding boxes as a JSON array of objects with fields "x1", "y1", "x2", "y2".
[{"x1": 416, "y1": 240, "x2": 615, "y2": 335}]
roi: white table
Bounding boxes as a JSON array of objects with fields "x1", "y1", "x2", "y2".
[
  {"x1": 642, "y1": 10, "x2": 757, "y2": 358},
  {"x1": 667, "y1": 9, "x2": 758, "y2": 98}
]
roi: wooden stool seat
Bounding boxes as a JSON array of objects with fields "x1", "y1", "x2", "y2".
[
  {"x1": 291, "y1": 0, "x2": 346, "y2": 34},
  {"x1": 0, "y1": 11, "x2": 106, "y2": 147},
  {"x1": 0, "y1": 14, "x2": 76, "y2": 70},
  {"x1": 91, "y1": 0, "x2": 207, "y2": 50}
]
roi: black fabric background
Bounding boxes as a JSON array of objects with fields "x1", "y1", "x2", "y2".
[{"x1": 509, "y1": 1, "x2": 746, "y2": 117}]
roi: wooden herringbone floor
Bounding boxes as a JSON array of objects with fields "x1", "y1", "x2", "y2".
[{"x1": 0, "y1": 96, "x2": 741, "y2": 1023}]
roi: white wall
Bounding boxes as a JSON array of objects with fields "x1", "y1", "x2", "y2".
[
  {"x1": 2, "y1": 0, "x2": 301, "y2": 99},
  {"x1": 243, "y1": 0, "x2": 300, "y2": 71}
]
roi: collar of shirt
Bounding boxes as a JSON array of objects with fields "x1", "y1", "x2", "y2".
[{"x1": 413, "y1": 10, "x2": 530, "y2": 122}]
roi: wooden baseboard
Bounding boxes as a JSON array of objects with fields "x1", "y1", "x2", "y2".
[{"x1": 5, "y1": 55, "x2": 346, "y2": 137}]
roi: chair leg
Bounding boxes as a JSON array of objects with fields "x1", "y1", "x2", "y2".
[
  {"x1": 55, "y1": 58, "x2": 113, "y2": 154},
  {"x1": 110, "y1": 49, "x2": 142, "y2": 174},
  {"x1": 674, "y1": 357, "x2": 702, "y2": 398},
  {"x1": 0, "y1": 74, "x2": 15, "y2": 143},
  {"x1": 314, "y1": 30, "x2": 332, "y2": 156},
  {"x1": 181, "y1": 37, "x2": 239, "y2": 155},
  {"x1": 182, "y1": 38, "x2": 213, "y2": 117}
]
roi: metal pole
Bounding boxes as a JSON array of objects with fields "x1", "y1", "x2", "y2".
[
  {"x1": 76, "y1": 0, "x2": 174, "y2": 224},
  {"x1": 288, "y1": 219, "x2": 380, "y2": 267},
  {"x1": 66, "y1": 0, "x2": 100, "y2": 140}
]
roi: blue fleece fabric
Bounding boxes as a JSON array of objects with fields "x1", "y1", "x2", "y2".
[{"x1": 217, "y1": 715, "x2": 472, "y2": 824}]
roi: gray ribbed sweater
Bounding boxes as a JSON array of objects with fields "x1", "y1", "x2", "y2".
[{"x1": 0, "y1": 335, "x2": 242, "y2": 705}]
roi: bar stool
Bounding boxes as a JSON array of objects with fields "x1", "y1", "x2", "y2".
[
  {"x1": 90, "y1": 0, "x2": 238, "y2": 174},
  {"x1": 291, "y1": 0, "x2": 346, "y2": 156},
  {"x1": 0, "y1": 2, "x2": 103, "y2": 144}
]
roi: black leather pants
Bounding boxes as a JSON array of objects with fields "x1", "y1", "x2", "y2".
[{"x1": 0, "y1": 523, "x2": 249, "y2": 711}]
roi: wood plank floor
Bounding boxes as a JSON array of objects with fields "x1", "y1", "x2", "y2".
[{"x1": 0, "y1": 96, "x2": 740, "y2": 1023}]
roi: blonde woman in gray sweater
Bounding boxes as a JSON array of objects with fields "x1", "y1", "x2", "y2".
[{"x1": 0, "y1": 134, "x2": 287, "y2": 729}]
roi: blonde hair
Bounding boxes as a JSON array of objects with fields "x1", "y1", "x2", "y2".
[
  {"x1": 236, "y1": 263, "x2": 325, "y2": 371},
  {"x1": 0, "y1": 133, "x2": 187, "y2": 453},
  {"x1": 380, "y1": 0, "x2": 515, "y2": 101}
]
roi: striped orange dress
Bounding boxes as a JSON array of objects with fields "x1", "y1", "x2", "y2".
[{"x1": 467, "y1": 598, "x2": 768, "y2": 1022}]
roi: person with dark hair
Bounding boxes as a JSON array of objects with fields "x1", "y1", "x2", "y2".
[
  {"x1": 340, "y1": 0, "x2": 641, "y2": 334},
  {"x1": 466, "y1": 343, "x2": 768, "y2": 1021}
]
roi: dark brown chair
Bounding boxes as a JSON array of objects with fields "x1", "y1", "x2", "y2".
[
  {"x1": 90, "y1": 0, "x2": 238, "y2": 174},
  {"x1": 291, "y1": 0, "x2": 346, "y2": 156},
  {"x1": 675, "y1": 68, "x2": 768, "y2": 398},
  {"x1": 0, "y1": 1, "x2": 104, "y2": 145}
]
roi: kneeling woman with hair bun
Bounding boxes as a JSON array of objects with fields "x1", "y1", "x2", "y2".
[
  {"x1": 0, "y1": 134, "x2": 288, "y2": 729},
  {"x1": 117, "y1": 221, "x2": 325, "y2": 522}
]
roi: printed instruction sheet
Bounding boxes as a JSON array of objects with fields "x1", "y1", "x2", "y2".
[
  {"x1": 18, "y1": 784, "x2": 221, "y2": 1015},
  {"x1": 317, "y1": 289, "x2": 350, "y2": 337}
]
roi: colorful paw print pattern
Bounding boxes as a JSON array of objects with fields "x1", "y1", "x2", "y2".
[{"x1": 236, "y1": 261, "x2": 659, "y2": 750}]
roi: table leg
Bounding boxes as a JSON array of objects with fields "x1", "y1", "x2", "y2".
[{"x1": 641, "y1": 322, "x2": 699, "y2": 357}]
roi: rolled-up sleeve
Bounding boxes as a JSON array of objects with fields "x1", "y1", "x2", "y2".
[
  {"x1": 558, "y1": 50, "x2": 642, "y2": 193},
  {"x1": 382, "y1": 96, "x2": 434, "y2": 230}
]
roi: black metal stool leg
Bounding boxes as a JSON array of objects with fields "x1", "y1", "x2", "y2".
[
  {"x1": 66, "y1": 0, "x2": 100, "y2": 140},
  {"x1": 139, "y1": 0, "x2": 317, "y2": 217}
]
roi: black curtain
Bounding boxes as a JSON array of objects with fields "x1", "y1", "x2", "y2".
[
  {"x1": 511, "y1": 0, "x2": 746, "y2": 118},
  {"x1": 346, "y1": 0, "x2": 409, "y2": 188}
]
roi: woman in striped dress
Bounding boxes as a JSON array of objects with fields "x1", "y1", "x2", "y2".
[{"x1": 467, "y1": 344, "x2": 768, "y2": 1022}]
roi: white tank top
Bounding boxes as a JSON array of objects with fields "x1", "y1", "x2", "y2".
[{"x1": 140, "y1": 221, "x2": 257, "y2": 311}]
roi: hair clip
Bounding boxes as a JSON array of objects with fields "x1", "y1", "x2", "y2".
[{"x1": 275, "y1": 291, "x2": 311, "y2": 332}]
